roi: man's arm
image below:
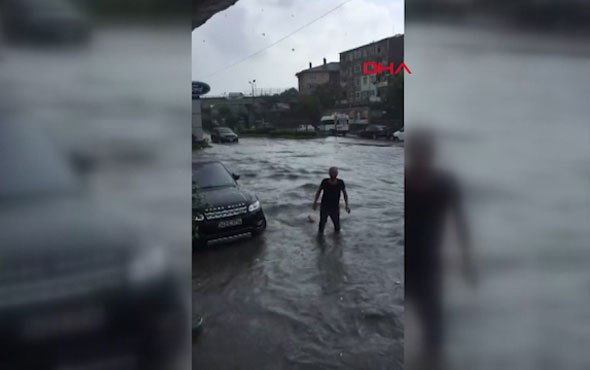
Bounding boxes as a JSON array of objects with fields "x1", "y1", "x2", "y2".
[
  {"x1": 313, "y1": 183, "x2": 323, "y2": 210},
  {"x1": 342, "y1": 182, "x2": 350, "y2": 213}
]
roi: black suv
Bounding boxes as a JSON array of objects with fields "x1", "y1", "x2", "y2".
[
  {"x1": 358, "y1": 124, "x2": 390, "y2": 139},
  {"x1": 210, "y1": 127, "x2": 239, "y2": 143},
  {"x1": 0, "y1": 125, "x2": 185, "y2": 369},
  {"x1": 193, "y1": 161, "x2": 266, "y2": 247}
]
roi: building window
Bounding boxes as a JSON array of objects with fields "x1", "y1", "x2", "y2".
[
  {"x1": 349, "y1": 53, "x2": 353, "y2": 61},
  {"x1": 377, "y1": 47, "x2": 381, "y2": 54},
  {"x1": 363, "y1": 76, "x2": 367, "y2": 84},
  {"x1": 355, "y1": 91, "x2": 360, "y2": 99},
  {"x1": 354, "y1": 64, "x2": 360, "y2": 73}
]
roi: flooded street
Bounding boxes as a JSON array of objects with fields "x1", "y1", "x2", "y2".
[{"x1": 192, "y1": 137, "x2": 404, "y2": 369}]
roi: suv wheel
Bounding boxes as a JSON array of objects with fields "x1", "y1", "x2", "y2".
[{"x1": 252, "y1": 219, "x2": 267, "y2": 236}]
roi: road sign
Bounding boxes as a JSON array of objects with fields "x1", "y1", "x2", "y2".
[{"x1": 192, "y1": 81, "x2": 210, "y2": 98}]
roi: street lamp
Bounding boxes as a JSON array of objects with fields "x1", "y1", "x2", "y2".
[{"x1": 248, "y1": 79, "x2": 256, "y2": 97}]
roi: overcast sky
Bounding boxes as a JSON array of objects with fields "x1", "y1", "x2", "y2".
[{"x1": 192, "y1": 0, "x2": 404, "y2": 96}]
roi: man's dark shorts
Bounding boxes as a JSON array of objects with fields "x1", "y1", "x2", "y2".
[{"x1": 319, "y1": 207, "x2": 340, "y2": 232}]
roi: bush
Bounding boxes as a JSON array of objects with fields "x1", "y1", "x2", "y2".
[{"x1": 240, "y1": 129, "x2": 319, "y2": 139}]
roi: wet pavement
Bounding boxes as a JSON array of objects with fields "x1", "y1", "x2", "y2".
[{"x1": 192, "y1": 137, "x2": 404, "y2": 369}]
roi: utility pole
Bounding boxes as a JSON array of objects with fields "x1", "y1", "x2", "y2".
[
  {"x1": 249, "y1": 79, "x2": 256, "y2": 98},
  {"x1": 248, "y1": 79, "x2": 256, "y2": 127}
]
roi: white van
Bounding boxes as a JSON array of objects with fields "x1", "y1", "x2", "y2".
[{"x1": 318, "y1": 114, "x2": 349, "y2": 136}]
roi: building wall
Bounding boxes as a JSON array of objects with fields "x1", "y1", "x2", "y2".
[
  {"x1": 298, "y1": 72, "x2": 331, "y2": 95},
  {"x1": 339, "y1": 35, "x2": 403, "y2": 105}
]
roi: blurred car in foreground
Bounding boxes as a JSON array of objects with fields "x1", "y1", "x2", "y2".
[
  {"x1": 0, "y1": 125, "x2": 184, "y2": 369},
  {"x1": 193, "y1": 161, "x2": 266, "y2": 248},
  {"x1": 358, "y1": 124, "x2": 390, "y2": 139},
  {"x1": 393, "y1": 127, "x2": 404, "y2": 142},
  {"x1": 1, "y1": 0, "x2": 91, "y2": 44},
  {"x1": 210, "y1": 127, "x2": 239, "y2": 143}
]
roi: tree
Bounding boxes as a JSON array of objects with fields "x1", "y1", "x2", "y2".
[
  {"x1": 314, "y1": 84, "x2": 340, "y2": 110},
  {"x1": 279, "y1": 88, "x2": 299, "y2": 102},
  {"x1": 291, "y1": 84, "x2": 341, "y2": 124},
  {"x1": 217, "y1": 106, "x2": 234, "y2": 125},
  {"x1": 297, "y1": 95, "x2": 321, "y2": 123},
  {"x1": 380, "y1": 73, "x2": 404, "y2": 122}
]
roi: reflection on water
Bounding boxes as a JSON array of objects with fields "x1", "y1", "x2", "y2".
[{"x1": 192, "y1": 137, "x2": 404, "y2": 369}]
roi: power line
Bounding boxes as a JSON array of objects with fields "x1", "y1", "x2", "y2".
[{"x1": 200, "y1": 0, "x2": 355, "y2": 79}]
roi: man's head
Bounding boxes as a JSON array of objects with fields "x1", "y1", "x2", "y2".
[
  {"x1": 407, "y1": 128, "x2": 436, "y2": 170},
  {"x1": 329, "y1": 167, "x2": 339, "y2": 180}
]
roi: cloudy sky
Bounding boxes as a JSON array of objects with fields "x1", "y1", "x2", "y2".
[{"x1": 192, "y1": 0, "x2": 404, "y2": 96}]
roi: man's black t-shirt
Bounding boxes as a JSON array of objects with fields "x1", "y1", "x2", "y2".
[
  {"x1": 320, "y1": 178, "x2": 345, "y2": 210},
  {"x1": 405, "y1": 170, "x2": 459, "y2": 292}
]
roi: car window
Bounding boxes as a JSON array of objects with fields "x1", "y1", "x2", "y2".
[
  {"x1": 193, "y1": 162, "x2": 235, "y2": 189},
  {"x1": 217, "y1": 128, "x2": 232, "y2": 134}
]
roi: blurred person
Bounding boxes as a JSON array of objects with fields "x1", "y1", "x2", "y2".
[
  {"x1": 313, "y1": 167, "x2": 351, "y2": 234},
  {"x1": 405, "y1": 128, "x2": 475, "y2": 369}
]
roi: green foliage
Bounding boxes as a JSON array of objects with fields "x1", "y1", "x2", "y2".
[
  {"x1": 291, "y1": 84, "x2": 341, "y2": 123},
  {"x1": 376, "y1": 74, "x2": 404, "y2": 121},
  {"x1": 240, "y1": 129, "x2": 319, "y2": 139},
  {"x1": 217, "y1": 106, "x2": 233, "y2": 121}
]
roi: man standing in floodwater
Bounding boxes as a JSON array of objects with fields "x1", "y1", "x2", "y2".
[
  {"x1": 313, "y1": 167, "x2": 350, "y2": 233},
  {"x1": 405, "y1": 129, "x2": 475, "y2": 369}
]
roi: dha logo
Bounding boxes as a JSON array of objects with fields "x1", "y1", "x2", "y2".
[{"x1": 363, "y1": 62, "x2": 411, "y2": 75}]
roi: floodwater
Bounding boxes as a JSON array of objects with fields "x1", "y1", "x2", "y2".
[{"x1": 192, "y1": 137, "x2": 404, "y2": 369}]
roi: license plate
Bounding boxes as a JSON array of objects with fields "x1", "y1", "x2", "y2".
[{"x1": 218, "y1": 218, "x2": 242, "y2": 228}]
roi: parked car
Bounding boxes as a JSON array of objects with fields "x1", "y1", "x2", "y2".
[
  {"x1": 193, "y1": 161, "x2": 266, "y2": 248},
  {"x1": 359, "y1": 124, "x2": 389, "y2": 139},
  {"x1": 0, "y1": 125, "x2": 184, "y2": 369},
  {"x1": 211, "y1": 127, "x2": 239, "y2": 143},
  {"x1": 296, "y1": 124, "x2": 316, "y2": 132},
  {"x1": 393, "y1": 127, "x2": 405, "y2": 142},
  {"x1": 1, "y1": 0, "x2": 92, "y2": 44}
]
